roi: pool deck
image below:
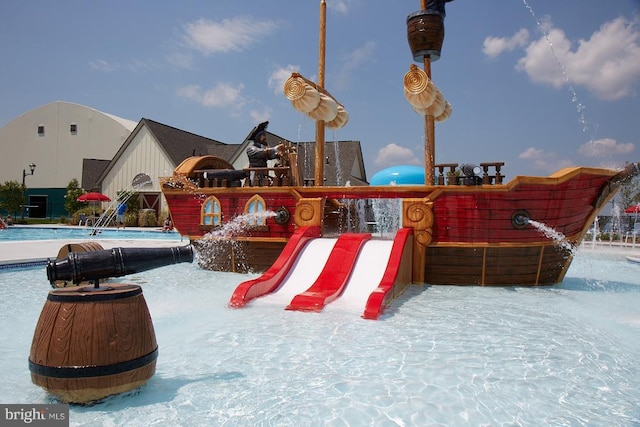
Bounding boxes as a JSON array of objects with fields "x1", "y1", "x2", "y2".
[{"x1": 0, "y1": 225, "x2": 188, "y2": 268}]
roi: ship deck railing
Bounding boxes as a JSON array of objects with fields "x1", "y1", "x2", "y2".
[
  {"x1": 191, "y1": 167, "x2": 294, "y2": 188},
  {"x1": 435, "y1": 162, "x2": 505, "y2": 185},
  {"x1": 243, "y1": 167, "x2": 294, "y2": 187},
  {"x1": 191, "y1": 162, "x2": 507, "y2": 189}
]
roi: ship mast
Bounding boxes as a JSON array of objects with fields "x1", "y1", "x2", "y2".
[
  {"x1": 315, "y1": 0, "x2": 327, "y2": 186},
  {"x1": 420, "y1": 0, "x2": 435, "y2": 185},
  {"x1": 283, "y1": 0, "x2": 348, "y2": 187},
  {"x1": 405, "y1": 0, "x2": 452, "y2": 185}
]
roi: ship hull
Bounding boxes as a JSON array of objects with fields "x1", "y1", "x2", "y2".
[{"x1": 161, "y1": 160, "x2": 637, "y2": 286}]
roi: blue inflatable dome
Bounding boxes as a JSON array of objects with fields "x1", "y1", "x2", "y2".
[{"x1": 370, "y1": 165, "x2": 425, "y2": 185}]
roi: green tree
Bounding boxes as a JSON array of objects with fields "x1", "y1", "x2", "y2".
[
  {"x1": 0, "y1": 180, "x2": 25, "y2": 217},
  {"x1": 64, "y1": 179, "x2": 85, "y2": 216}
]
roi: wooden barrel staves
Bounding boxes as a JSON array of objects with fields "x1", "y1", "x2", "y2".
[
  {"x1": 407, "y1": 10, "x2": 445, "y2": 62},
  {"x1": 29, "y1": 283, "x2": 158, "y2": 404}
]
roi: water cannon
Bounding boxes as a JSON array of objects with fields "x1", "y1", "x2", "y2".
[
  {"x1": 461, "y1": 164, "x2": 482, "y2": 185},
  {"x1": 202, "y1": 169, "x2": 248, "y2": 183},
  {"x1": 274, "y1": 207, "x2": 291, "y2": 225},
  {"x1": 511, "y1": 210, "x2": 531, "y2": 229}
]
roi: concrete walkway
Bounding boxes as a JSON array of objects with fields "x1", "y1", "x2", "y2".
[{"x1": 0, "y1": 225, "x2": 190, "y2": 268}]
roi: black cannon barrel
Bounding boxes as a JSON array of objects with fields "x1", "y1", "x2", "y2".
[
  {"x1": 47, "y1": 245, "x2": 194, "y2": 284},
  {"x1": 202, "y1": 169, "x2": 248, "y2": 181}
]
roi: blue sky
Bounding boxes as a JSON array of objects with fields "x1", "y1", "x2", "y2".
[{"x1": 1, "y1": 0, "x2": 639, "y2": 181}]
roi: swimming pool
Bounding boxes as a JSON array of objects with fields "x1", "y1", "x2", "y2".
[
  {"x1": 0, "y1": 226, "x2": 182, "y2": 241},
  {"x1": 0, "y1": 247, "x2": 639, "y2": 425}
]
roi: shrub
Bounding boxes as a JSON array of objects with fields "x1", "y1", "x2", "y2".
[{"x1": 137, "y1": 209, "x2": 157, "y2": 227}]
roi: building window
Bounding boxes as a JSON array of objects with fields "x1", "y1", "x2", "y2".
[
  {"x1": 244, "y1": 195, "x2": 267, "y2": 226},
  {"x1": 37, "y1": 125, "x2": 45, "y2": 136},
  {"x1": 202, "y1": 196, "x2": 222, "y2": 226},
  {"x1": 70, "y1": 123, "x2": 77, "y2": 134}
]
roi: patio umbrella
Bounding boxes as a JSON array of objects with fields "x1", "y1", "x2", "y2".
[
  {"x1": 624, "y1": 204, "x2": 640, "y2": 214},
  {"x1": 77, "y1": 192, "x2": 111, "y2": 216},
  {"x1": 77, "y1": 192, "x2": 111, "y2": 202},
  {"x1": 625, "y1": 204, "x2": 640, "y2": 234}
]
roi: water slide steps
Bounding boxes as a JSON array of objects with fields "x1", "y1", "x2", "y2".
[{"x1": 285, "y1": 233, "x2": 372, "y2": 312}]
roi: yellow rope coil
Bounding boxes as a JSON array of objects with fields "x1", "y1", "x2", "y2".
[
  {"x1": 284, "y1": 76, "x2": 308, "y2": 100},
  {"x1": 403, "y1": 64, "x2": 430, "y2": 94}
]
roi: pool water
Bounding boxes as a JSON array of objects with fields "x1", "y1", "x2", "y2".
[
  {"x1": 0, "y1": 248, "x2": 638, "y2": 425},
  {"x1": 0, "y1": 226, "x2": 182, "y2": 241}
]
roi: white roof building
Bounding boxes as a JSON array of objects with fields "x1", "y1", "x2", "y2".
[{"x1": 0, "y1": 101, "x2": 136, "y2": 189}]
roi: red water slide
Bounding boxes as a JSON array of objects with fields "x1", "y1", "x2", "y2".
[
  {"x1": 228, "y1": 226, "x2": 321, "y2": 308},
  {"x1": 229, "y1": 227, "x2": 414, "y2": 319},
  {"x1": 285, "y1": 233, "x2": 372, "y2": 312},
  {"x1": 362, "y1": 227, "x2": 413, "y2": 320}
]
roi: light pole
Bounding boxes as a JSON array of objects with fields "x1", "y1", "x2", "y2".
[{"x1": 21, "y1": 163, "x2": 36, "y2": 220}]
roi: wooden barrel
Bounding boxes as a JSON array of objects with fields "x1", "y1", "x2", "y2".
[
  {"x1": 52, "y1": 242, "x2": 104, "y2": 288},
  {"x1": 407, "y1": 10, "x2": 445, "y2": 62},
  {"x1": 28, "y1": 283, "x2": 158, "y2": 404}
]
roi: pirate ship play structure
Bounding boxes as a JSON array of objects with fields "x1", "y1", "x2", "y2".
[{"x1": 160, "y1": 1, "x2": 639, "y2": 318}]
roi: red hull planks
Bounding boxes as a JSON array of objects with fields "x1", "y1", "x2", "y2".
[{"x1": 431, "y1": 174, "x2": 612, "y2": 243}]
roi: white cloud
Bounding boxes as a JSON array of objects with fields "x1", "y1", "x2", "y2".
[
  {"x1": 486, "y1": 17, "x2": 640, "y2": 100},
  {"x1": 515, "y1": 26, "x2": 573, "y2": 89},
  {"x1": 327, "y1": 0, "x2": 350, "y2": 15},
  {"x1": 578, "y1": 138, "x2": 634, "y2": 157},
  {"x1": 181, "y1": 17, "x2": 278, "y2": 55},
  {"x1": 374, "y1": 143, "x2": 420, "y2": 168},
  {"x1": 522, "y1": 17, "x2": 640, "y2": 100},
  {"x1": 482, "y1": 29, "x2": 530, "y2": 58},
  {"x1": 249, "y1": 108, "x2": 272, "y2": 124},
  {"x1": 334, "y1": 41, "x2": 376, "y2": 90},
  {"x1": 519, "y1": 147, "x2": 546, "y2": 161},
  {"x1": 90, "y1": 57, "x2": 159, "y2": 73},
  {"x1": 269, "y1": 65, "x2": 300, "y2": 95},
  {"x1": 126, "y1": 59, "x2": 158, "y2": 73},
  {"x1": 177, "y1": 82, "x2": 245, "y2": 109},
  {"x1": 165, "y1": 52, "x2": 194, "y2": 69},
  {"x1": 89, "y1": 59, "x2": 117, "y2": 72},
  {"x1": 518, "y1": 147, "x2": 574, "y2": 172}
]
